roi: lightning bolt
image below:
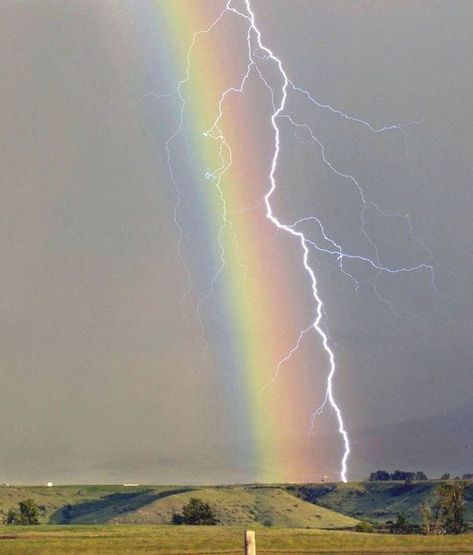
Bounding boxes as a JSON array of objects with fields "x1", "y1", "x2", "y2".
[
  {"x1": 159, "y1": 0, "x2": 439, "y2": 483},
  {"x1": 163, "y1": 5, "x2": 232, "y2": 319},
  {"x1": 241, "y1": 0, "x2": 352, "y2": 482}
]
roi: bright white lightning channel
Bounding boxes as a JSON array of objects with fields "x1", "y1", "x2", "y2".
[{"x1": 161, "y1": 0, "x2": 438, "y2": 483}]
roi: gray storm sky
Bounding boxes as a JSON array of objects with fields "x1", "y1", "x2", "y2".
[{"x1": 0, "y1": 0, "x2": 472, "y2": 483}]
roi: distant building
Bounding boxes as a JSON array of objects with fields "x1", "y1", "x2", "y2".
[
  {"x1": 462, "y1": 474, "x2": 473, "y2": 480},
  {"x1": 123, "y1": 483, "x2": 139, "y2": 487},
  {"x1": 47, "y1": 482, "x2": 53, "y2": 487}
]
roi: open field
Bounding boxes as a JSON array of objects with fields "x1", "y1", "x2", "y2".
[
  {"x1": 1, "y1": 482, "x2": 473, "y2": 554},
  {"x1": 1, "y1": 524, "x2": 473, "y2": 554}
]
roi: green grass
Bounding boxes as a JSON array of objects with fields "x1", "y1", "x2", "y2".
[
  {"x1": 1, "y1": 481, "x2": 472, "y2": 530},
  {"x1": 291, "y1": 481, "x2": 473, "y2": 524},
  {"x1": 0, "y1": 485, "x2": 358, "y2": 528},
  {"x1": 108, "y1": 486, "x2": 359, "y2": 528},
  {"x1": 0, "y1": 524, "x2": 473, "y2": 554}
]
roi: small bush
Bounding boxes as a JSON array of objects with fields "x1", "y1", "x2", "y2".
[
  {"x1": 19, "y1": 499, "x2": 40, "y2": 525},
  {"x1": 171, "y1": 512, "x2": 185, "y2": 525},
  {"x1": 171, "y1": 498, "x2": 218, "y2": 525},
  {"x1": 5, "y1": 499, "x2": 40, "y2": 525},
  {"x1": 355, "y1": 521, "x2": 374, "y2": 533},
  {"x1": 391, "y1": 512, "x2": 411, "y2": 534},
  {"x1": 4, "y1": 509, "x2": 18, "y2": 525}
]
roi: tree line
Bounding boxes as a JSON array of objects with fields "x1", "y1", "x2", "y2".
[
  {"x1": 369, "y1": 470, "x2": 428, "y2": 481},
  {"x1": 369, "y1": 470, "x2": 473, "y2": 482}
]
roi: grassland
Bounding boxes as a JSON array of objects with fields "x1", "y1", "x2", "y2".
[
  {"x1": 292, "y1": 481, "x2": 473, "y2": 524},
  {"x1": 1, "y1": 481, "x2": 473, "y2": 528},
  {"x1": 0, "y1": 485, "x2": 358, "y2": 528},
  {"x1": 1, "y1": 482, "x2": 473, "y2": 554},
  {"x1": 1, "y1": 524, "x2": 473, "y2": 554}
]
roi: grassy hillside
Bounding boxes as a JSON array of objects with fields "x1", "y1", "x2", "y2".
[
  {"x1": 1, "y1": 481, "x2": 472, "y2": 528},
  {"x1": 1, "y1": 524, "x2": 473, "y2": 554},
  {"x1": 0, "y1": 485, "x2": 358, "y2": 529},
  {"x1": 105, "y1": 486, "x2": 358, "y2": 528},
  {"x1": 292, "y1": 480, "x2": 473, "y2": 524}
]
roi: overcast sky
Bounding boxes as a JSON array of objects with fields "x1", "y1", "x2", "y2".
[{"x1": 0, "y1": 0, "x2": 472, "y2": 483}]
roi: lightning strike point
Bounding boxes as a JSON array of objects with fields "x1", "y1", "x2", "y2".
[{"x1": 160, "y1": 0, "x2": 440, "y2": 485}]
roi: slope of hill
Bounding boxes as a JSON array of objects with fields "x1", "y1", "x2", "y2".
[
  {"x1": 292, "y1": 481, "x2": 473, "y2": 524},
  {"x1": 106, "y1": 486, "x2": 359, "y2": 528},
  {"x1": 0, "y1": 485, "x2": 358, "y2": 529},
  {"x1": 1, "y1": 481, "x2": 472, "y2": 528}
]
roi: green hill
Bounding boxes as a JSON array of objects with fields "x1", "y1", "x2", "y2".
[
  {"x1": 105, "y1": 486, "x2": 359, "y2": 528},
  {"x1": 1, "y1": 480, "x2": 472, "y2": 528},
  {"x1": 0, "y1": 485, "x2": 358, "y2": 529},
  {"x1": 291, "y1": 480, "x2": 473, "y2": 524}
]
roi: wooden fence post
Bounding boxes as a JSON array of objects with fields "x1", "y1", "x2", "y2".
[{"x1": 245, "y1": 530, "x2": 256, "y2": 555}]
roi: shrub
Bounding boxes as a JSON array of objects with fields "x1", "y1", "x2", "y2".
[
  {"x1": 5, "y1": 499, "x2": 40, "y2": 525},
  {"x1": 438, "y1": 481, "x2": 466, "y2": 534},
  {"x1": 18, "y1": 499, "x2": 40, "y2": 525},
  {"x1": 355, "y1": 521, "x2": 374, "y2": 533},
  {"x1": 4, "y1": 509, "x2": 18, "y2": 525},
  {"x1": 171, "y1": 512, "x2": 185, "y2": 525},
  {"x1": 391, "y1": 512, "x2": 411, "y2": 534},
  {"x1": 171, "y1": 498, "x2": 218, "y2": 525}
]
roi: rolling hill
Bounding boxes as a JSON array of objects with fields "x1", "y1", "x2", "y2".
[
  {"x1": 1, "y1": 480, "x2": 472, "y2": 528},
  {"x1": 292, "y1": 480, "x2": 473, "y2": 524},
  {"x1": 0, "y1": 484, "x2": 358, "y2": 528}
]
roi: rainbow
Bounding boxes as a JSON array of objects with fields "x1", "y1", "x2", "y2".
[{"x1": 101, "y1": 1, "x2": 339, "y2": 483}]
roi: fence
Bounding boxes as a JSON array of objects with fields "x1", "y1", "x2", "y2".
[{"x1": 245, "y1": 530, "x2": 256, "y2": 555}]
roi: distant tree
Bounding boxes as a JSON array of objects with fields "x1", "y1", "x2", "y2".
[
  {"x1": 415, "y1": 471, "x2": 428, "y2": 481},
  {"x1": 369, "y1": 470, "x2": 391, "y2": 481},
  {"x1": 171, "y1": 498, "x2": 218, "y2": 526},
  {"x1": 419, "y1": 500, "x2": 444, "y2": 535},
  {"x1": 5, "y1": 499, "x2": 40, "y2": 525},
  {"x1": 420, "y1": 503, "x2": 432, "y2": 535},
  {"x1": 4, "y1": 508, "x2": 18, "y2": 525},
  {"x1": 462, "y1": 474, "x2": 473, "y2": 480},
  {"x1": 391, "y1": 512, "x2": 411, "y2": 534},
  {"x1": 18, "y1": 499, "x2": 40, "y2": 525},
  {"x1": 441, "y1": 473, "x2": 451, "y2": 481},
  {"x1": 438, "y1": 481, "x2": 466, "y2": 534}
]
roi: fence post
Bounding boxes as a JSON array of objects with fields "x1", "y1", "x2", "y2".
[{"x1": 245, "y1": 530, "x2": 256, "y2": 555}]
